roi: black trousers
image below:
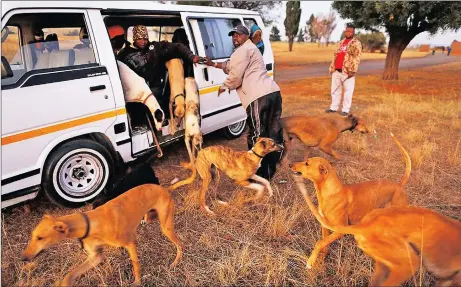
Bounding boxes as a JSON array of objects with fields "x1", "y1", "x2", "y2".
[{"x1": 246, "y1": 91, "x2": 283, "y2": 180}]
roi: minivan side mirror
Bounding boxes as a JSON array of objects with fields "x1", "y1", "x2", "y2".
[{"x1": 1, "y1": 56, "x2": 13, "y2": 79}]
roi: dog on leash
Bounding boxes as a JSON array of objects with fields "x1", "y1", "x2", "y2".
[
  {"x1": 171, "y1": 137, "x2": 283, "y2": 216},
  {"x1": 166, "y1": 58, "x2": 186, "y2": 135},
  {"x1": 184, "y1": 77, "x2": 203, "y2": 164},
  {"x1": 280, "y1": 114, "x2": 368, "y2": 163},
  {"x1": 294, "y1": 177, "x2": 461, "y2": 287},
  {"x1": 290, "y1": 133, "x2": 410, "y2": 268},
  {"x1": 118, "y1": 60, "x2": 164, "y2": 131},
  {"x1": 22, "y1": 184, "x2": 183, "y2": 286},
  {"x1": 92, "y1": 162, "x2": 160, "y2": 209}
]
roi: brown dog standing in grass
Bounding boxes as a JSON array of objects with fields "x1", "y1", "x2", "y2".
[
  {"x1": 294, "y1": 177, "x2": 461, "y2": 287},
  {"x1": 290, "y1": 133, "x2": 411, "y2": 269},
  {"x1": 171, "y1": 137, "x2": 283, "y2": 216},
  {"x1": 280, "y1": 114, "x2": 369, "y2": 163},
  {"x1": 22, "y1": 184, "x2": 183, "y2": 286},
  {"x1": 166, "y1": 58, "x2": 186, "y2": 135}
]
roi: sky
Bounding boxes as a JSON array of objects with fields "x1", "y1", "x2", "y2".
[{"x1": 272, "y1": 1, "x2": 461, "y2": 47}]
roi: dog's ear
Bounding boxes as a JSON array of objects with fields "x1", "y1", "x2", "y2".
[
  {"x1": 352, "y1": 116, "x2": 358, "y2": 126},
  {"x1": 53, "y1": 221, "x2": 69, "y2": 235},
  {"x1": 318, "y1": 164, "x2": 328, "y2": 175}
]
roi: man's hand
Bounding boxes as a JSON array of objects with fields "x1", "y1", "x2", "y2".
[
  {"x1": 347, "y1": 72, "x2": 355, "y2": 78},
  {"x1": 203, "y1": 56, "x2": 215, "y2": 67},
  {"x1": 218, "y1": 85, "x2": 227, "y2": 96},
  {"x1": 192, "y1": 55, "x2": 200, "y2": 64}
]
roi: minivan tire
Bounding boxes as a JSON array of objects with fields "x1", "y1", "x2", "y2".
[
  {"x1": 221, "y1": 119, "x2": 246, "y2": 139},
  {"x1": 42, "y1": 139, "x2": 114, "y2": 208}
]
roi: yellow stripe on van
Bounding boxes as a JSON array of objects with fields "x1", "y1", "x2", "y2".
[
  {"x1": 198, "y1": 71, "x2": 274, "y2": 95},
  {"x1": 1, "y1": 108, "x2": 126, "y2": 146}
]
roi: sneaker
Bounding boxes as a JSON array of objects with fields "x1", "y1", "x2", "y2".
[
  {"x1": 340, "y1": 112, "x2": 349, "y2": 116},
  {"x1": 325, "y1": 109, "x2": 336, "y2": 113}
]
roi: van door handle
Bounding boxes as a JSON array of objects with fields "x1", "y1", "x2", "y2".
[
  {"x1": 90, "y1": 85, "x2": 106, "y2": 92},
  {"x1": 203, "y1": 68, "x2": 209, "y2": 81}
]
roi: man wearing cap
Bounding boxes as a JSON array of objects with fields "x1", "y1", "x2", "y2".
[
  {"x1": 114, "y1": 25, "x2": 200, "y2": 101},
  {"x1": 205, "y1": 25, "x2": 283, "y2": 181}
]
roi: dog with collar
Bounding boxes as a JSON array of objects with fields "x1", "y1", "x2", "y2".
[
  {"x1": 280, "y1": 114, "x2": 368, "y2": 163},
  {"x1": 290, "y1": 133, "x2": 410, "y2": 269},
  {"x1": 118, "y1": 60, "x2": 165, "y2": 131},
  {"x1": 294, "y1": 176, "x2": 461, "y2": 287},
  {"x1": 166, "y1": 58, "x2": 186, "y2": 135},
  {"x1": 22, "y1": 184, "x2": 183, "y2": 286},
  {"x1": 184, "y1": 77, "x2": 203, "y2": 164},
  {"x1": 171, "y1": 137, "x2": 283, "y2": 216}
]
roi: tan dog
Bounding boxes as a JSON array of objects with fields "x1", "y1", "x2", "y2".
[
  {"x1": 280, "y1": 114, "x2": 369, "y2": 162},
  {"x1": 294, "y1": 178, "x2": 461, "y2": 287},
  {"x1": 166, "y1": 58, "x2": 186, "y2": 135},
  {"x1": 22, "y1": 184, "x2": 183, "y2": 286},
  {"x1": 171, "y1": 137, "x2": 283, "y2": 216},
  {"x1": 184, "y1": 77, "x2": 203, "y2": 164},
  {"x1": 290, "y1": 133, "x2": 410, "y2": 268}
]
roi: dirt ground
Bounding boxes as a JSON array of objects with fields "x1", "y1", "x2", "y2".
[{"x1": 2, "y1": 62, "x2": 461, "y2": 286}]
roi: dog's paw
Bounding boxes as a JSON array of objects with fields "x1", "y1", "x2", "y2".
[
  {"x1": 203, "y1": 206, "x2": 216, "y2": 216},
  {"x1": 217, "y1": 200, "x2": 229, "y2": 206}
]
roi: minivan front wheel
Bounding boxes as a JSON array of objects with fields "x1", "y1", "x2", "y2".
[
  {"x1": 221, "y1": 119, "x2": 246, "y2": 139},
  {"x1": 42, "y1": 139, "x2": 113, "y2": 208}
]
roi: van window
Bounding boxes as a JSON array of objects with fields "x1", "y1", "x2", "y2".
[
  {"x1": 244, "y1": 18, "x2": 258, "y2": 29},
  {"x1": 1, "y1": 12, "x2": 96, "y2": 87},
  {"x1": 1, "y1": 26, "x2": 23, "y2": 66},
  {"x1": 127, "y1": 26, "x2": 182, "y2": 43},
  {"x1": 196, "y1": 18, "x2": 241, "y2": 60}
]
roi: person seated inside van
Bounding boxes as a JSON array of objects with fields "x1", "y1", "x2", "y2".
[
  {"x1": 28, "y1": 29, "x2": 46, "y2": 66},
  {"x1": 44, "y1": 33, "x2": 59, "y2": 52},
  {"x1": 73, "y1": 27, "x2": 96, "y2": 65},
  {"x1": 74, "y1": 27, "x2": 90, "y2": 50},
  {"x1": 116, "y1": 25, "x2": 200, "y2": 114}
]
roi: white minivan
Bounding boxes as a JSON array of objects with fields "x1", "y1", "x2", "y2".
[{"x1": 1, "y1": 1, "x2": 275, "y2": 208}]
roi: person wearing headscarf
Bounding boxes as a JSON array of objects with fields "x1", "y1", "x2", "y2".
[{"x1": 250, "y1": 24, "x2": 264, "y2": 55}]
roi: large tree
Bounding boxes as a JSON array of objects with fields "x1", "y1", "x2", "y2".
[
  {"x1": 332, "y1": 1, "x2": 461, "y2": 80},
  {"x1": 306, "y1": 14, "x2": 318, "y2": 43},
  {"x1": 323, "y1": 10, "x2": 337, "y2": 47},
  {"x1": 284, "y1": 1, "x2": 301, "y2": 52},
  {"x1": 269, "y1": 26, "x2": 281, "y2": 42},
  {"x1": 178, "y1": 1, "x2": 282, "y2": 26},
  {"x1": 297, "y1": 29, "x2": 305, "y2": 42}
]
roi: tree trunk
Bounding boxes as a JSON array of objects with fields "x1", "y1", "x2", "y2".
[
  {"x1": 288, "y1": 37, "x2": 294, "y2": 52},
  {"x1": 382, "y1": 35, "x2": 413, "y2": 80}
]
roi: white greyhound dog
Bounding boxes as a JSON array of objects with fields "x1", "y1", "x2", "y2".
[
  {"x1": 184, "y1": 77, "x2": 202, "y2": 164},
  {"x1": 117, "y1": 60, "x2": 165, "y2": 131}
]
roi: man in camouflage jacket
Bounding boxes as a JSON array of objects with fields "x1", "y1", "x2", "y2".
[{"x1": 326, "y1": 23, "x2": 362, "y2": 116}]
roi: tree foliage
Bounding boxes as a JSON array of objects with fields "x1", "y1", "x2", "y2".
[
  {"x1": 269, "y1": 26, "x2": 281, "y2": 42},
  {"x1": 284, "y1": 1, "x2": 302, "y2": 52},
  {"x1": 297, "y1": 29, "x2": 305, "y2": 42},
  {"x1": 178, "y1": 1, "x2": 282, "y2": 26}
]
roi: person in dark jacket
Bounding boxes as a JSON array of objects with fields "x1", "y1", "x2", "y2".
[{"x1": 117, "y1": 25, "x2": 200, "y2": 104}]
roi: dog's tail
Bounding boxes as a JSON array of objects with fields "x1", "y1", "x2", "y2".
[
  {"x1": 390, "y1": 133, "x2": 411, "y2": 187},
  {"x1": 293, "y1": 176, "x2": 362, "y2": 236},
  {"x1": 168, "y1": 162, "x2": 197, "y2": 191}
]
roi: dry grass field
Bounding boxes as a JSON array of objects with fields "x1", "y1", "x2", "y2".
[
  {"x1": 272, "y1": 42, "x2": 429, "y2": 69},
  {"x1": 2, "y1": 60, "x2": 460, "y2": 286}
]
